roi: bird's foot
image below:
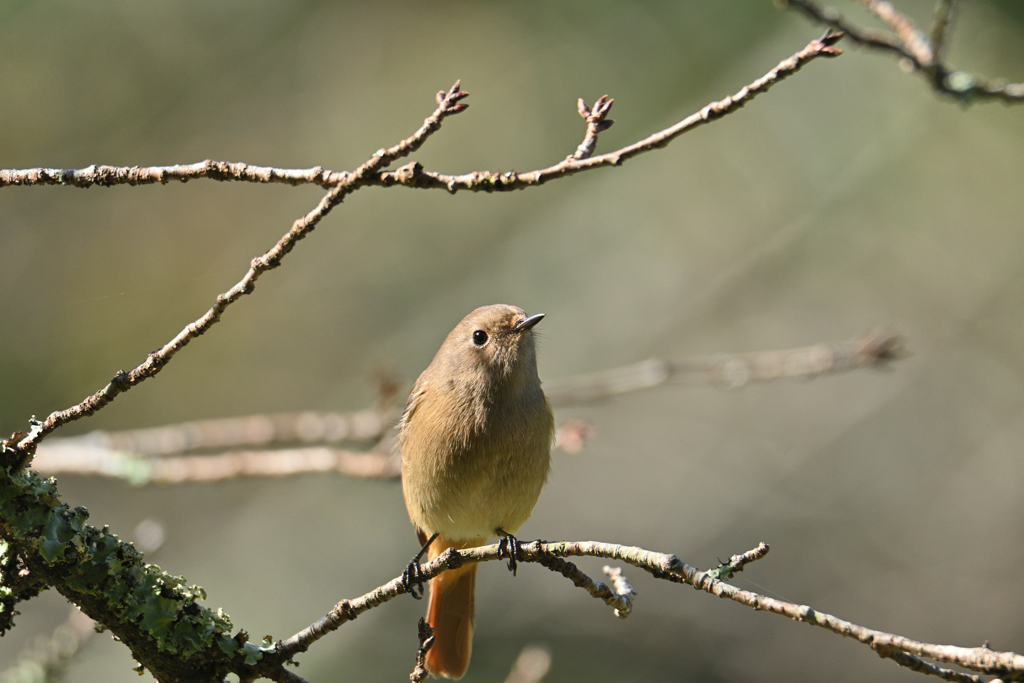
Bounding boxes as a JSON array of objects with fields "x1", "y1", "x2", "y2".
[
  {"x1": 496, "y1": 529, "x2": 522, "y2": 576},
  {"x1": 402, "y1": 532, "x2": 439, "y2": 600}
]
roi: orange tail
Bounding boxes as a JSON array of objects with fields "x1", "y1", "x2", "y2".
[{"x1": 424, "y1": 537, "x2": 484, "y2": 679}]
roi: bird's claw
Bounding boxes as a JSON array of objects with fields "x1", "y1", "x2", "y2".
[
  {"x1": 496, "y1": 530, "x2": 521, "y2": 576},
  {"x1": 402, "y1": 560, "x2": 425, "y2": 600}
]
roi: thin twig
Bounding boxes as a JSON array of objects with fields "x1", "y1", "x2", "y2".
[
  {"x1": 783, "y1": 0, "x2": 911, "y2": 59},
  {"x1": 531, "y1": 554, "x2": 633, "y2": 617},
  {"x1": 602, "y1": 566, "x2": 636, "y2": 618},
  {"x1": 9, "y1": 82, "x2": 471, "y2": 464},
  {"x1": 373, "y1": 31, "x2": 844, "y2": 194},
  {"x1": 409, "y1": 618, "x2": 435, "y2": 683},
  {"x1": 707, "y1": 541, "x2": 770, "y2": 580},
  {"x1": 930, "y1": 0, "x2": 956, "y2": 64},
  {"x1": 571, "y1": 95, "x2": 615, "y2": 160}
]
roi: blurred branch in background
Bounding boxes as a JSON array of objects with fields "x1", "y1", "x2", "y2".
[
  {"x1": 780, "y1": 0, "x2": 1024, "y2": 102},
  {"x1": 29, "y1": 329, "x2": 900, "y2": 483},
  {"x1": 501, "y1": 645, "x2": 553, "y2": 683},
  {"x1": 544, "y1": 327, "x2": 901, "y2": 403},
  {"x1": 0, "y1": 607, "x2": 96, "y2": 683}
]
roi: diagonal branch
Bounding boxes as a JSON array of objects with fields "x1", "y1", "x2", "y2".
[
  {"x1": 855, "y1": 0, "x2": 934, "y2": 65},
  {"x1": 7, "y1": 83, "x2": 471, "y2": 465},
  {"x1": 374, "y1": 31, "x2": 845, "y2": 194}
]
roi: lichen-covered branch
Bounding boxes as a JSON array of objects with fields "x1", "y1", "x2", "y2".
[{"x1": 0, "y1": 466, "x2": 238, "y2": 682}]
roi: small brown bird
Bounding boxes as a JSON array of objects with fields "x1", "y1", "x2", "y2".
[{"x1": 400, "y1": 304, "x2": 554, "y2": 679}]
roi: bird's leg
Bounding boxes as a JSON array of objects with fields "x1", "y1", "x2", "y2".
[
  {"x1": 402, "y1": 532, "x2": 439, "y2": 600},
  {"x1": 495, "y1": 528, "x2": 521, "y2": 576}
]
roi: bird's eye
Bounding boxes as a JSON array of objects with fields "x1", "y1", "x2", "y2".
[{"x1": 472, "y1": 330, "x2": 488, "y2": 346}]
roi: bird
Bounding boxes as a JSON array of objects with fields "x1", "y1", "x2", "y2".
[{"x1": 399, "y1": 304, "x2": 554, "y2": 679}]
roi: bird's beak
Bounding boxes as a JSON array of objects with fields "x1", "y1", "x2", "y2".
[{"x1": 513, "y1": 313, "x2": 545, "y2": 332}]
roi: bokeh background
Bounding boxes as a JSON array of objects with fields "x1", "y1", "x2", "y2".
[{"x1": 2, "y1": 1, "x2": 1024, "y2": 681}]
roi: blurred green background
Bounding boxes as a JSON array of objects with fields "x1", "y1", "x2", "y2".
[{"x1": 2, "y1": 1, "x2": 1024, "y2": 681}]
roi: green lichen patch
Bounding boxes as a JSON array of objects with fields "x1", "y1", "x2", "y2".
[{"x1": 1, "y1": 466, "x2": 234, "y2": 662}]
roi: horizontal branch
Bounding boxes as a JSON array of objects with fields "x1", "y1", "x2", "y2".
[
  {"x1": 0, "y1": 161, "x2": 347, "y2": 190},
  {"x1": 1, "y1": 31, "x2": 844, "y2": 196},
  {"x1": 259, "y1": 540, "x2": 1024, "y2": 683},
  {"x1": 46, "y1": 409, "x2": 394, "y2": 457},
  {"x1": 781, "y1": 0, "x2": 1024, "y2": 102},
  {"x1": 31, "y1": 444, "x2": 400, "y2": 484},
  {"x1": 30, "y1": 419, "x2": 591, "y2": 483}
]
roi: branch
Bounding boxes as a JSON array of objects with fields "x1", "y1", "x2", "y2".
[
  {"x1": 263, "y1": 540, "x2": 1024, "y2": 682},
  {"x1": 781, "y1": 0, "x2": 1024, "y2": 102},
  {"x1": 706, "y1": 541, "x2": 770, "y2": 580},
  {"x1": 6, "y1": 455, "x2": 1016, "y2": 683},
  {"x1": 29, "y1": 417, "x2": 591, "y2": 483},
  {"x1": 41, "y1": 409, "x2": 393, "y2": 457},
  {"x1": 1, "y1": 31, "x2": 843, "y2": 197},
  {"x1": 544, "y1": 328, "x2": 902, "y2": 404},
  {"x1": 409, "y1": 618, "x2": 435, "y2": 683},
  {"x1": 502, "y1": 645, "x2": 552, "y2": 683},
  {"x1": 4, "y1": 83, "x2": 471, "y2": 465},
  {"x1": 32, "y1": 444, "x2": 400, "y2": 484},
  {"x1": 929, "y1": 0, "x2": 956, "y2": 64},
  {"x1": 0, "y1": 161, "x2": 346, "y2": 190}
]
